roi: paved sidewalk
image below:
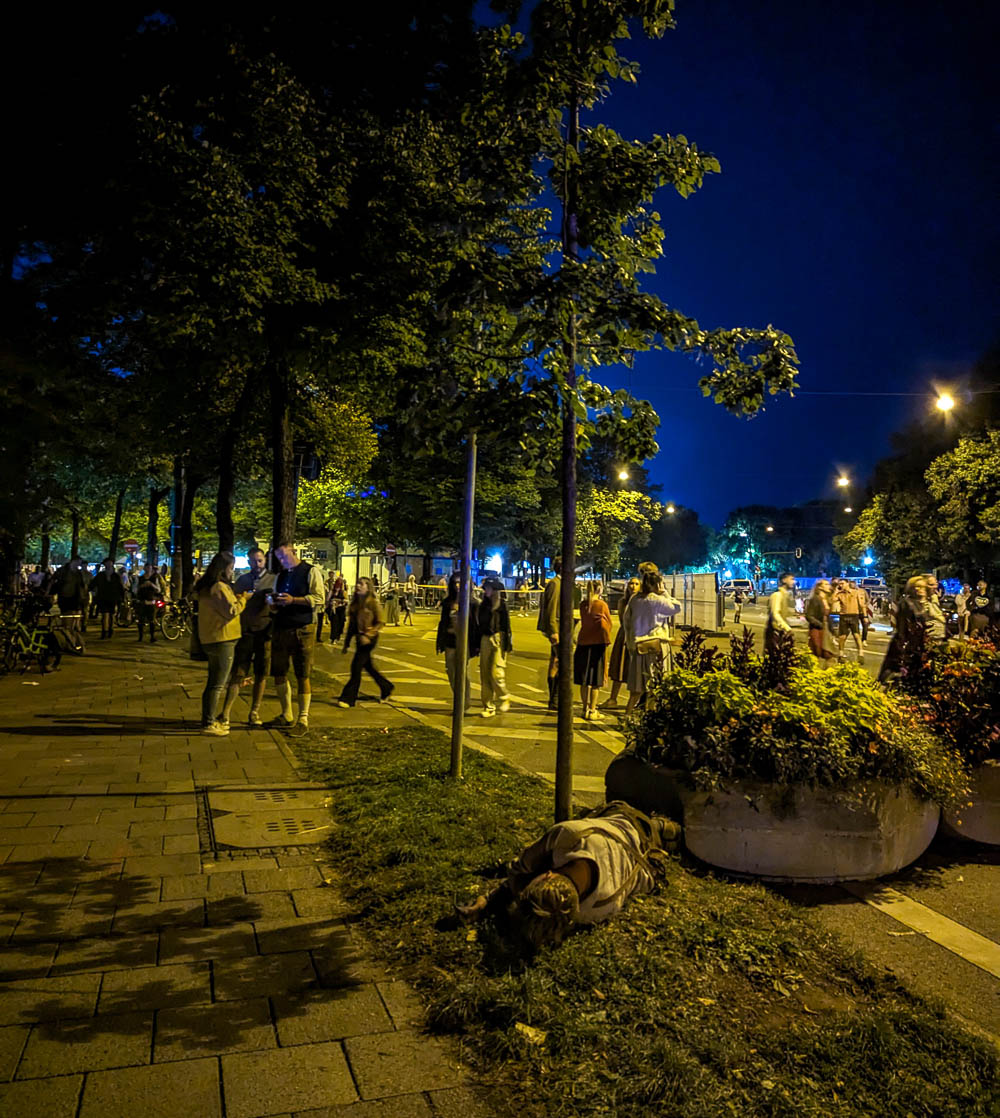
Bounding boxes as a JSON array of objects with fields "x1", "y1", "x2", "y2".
[{"x1": 0, "y1": 632, "x2": 495, "y2": 1117}]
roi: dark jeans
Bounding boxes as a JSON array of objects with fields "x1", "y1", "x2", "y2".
[
  {"x1": 202, "y1": 640, "x2": 238, "y2": 725},
  {"x1": 330, "y1": 605, "x2": 346, "y2": 642},
  {"x1": 137, "y1": 601, "x2": 156, "y2": 641},
  {"x1": 338, "y1": 636, "x2": 392, "y2": 706}
]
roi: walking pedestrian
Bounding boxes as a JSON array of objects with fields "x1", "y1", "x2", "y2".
[
  {"x1": 219, "y1": 547, "x2": 274, "y2": 727},
  {"x1": 537, "y1": 559, "x2": 562, "y2": 710},
  {"x1": 732, "y1": 587, "x2": 746, "y2": 625},
  {"x1": 50, "y1": 557, "x2": 89, "y2": 637},
  {"x1": 384, "y1": 575, "x2": 400, "y2": 626},
  {"x1": 337, "y1": 577, "x2": 394, "y2": 707},
  {"x1": 601, "y1": 576, "x2": 640, "y2": 710},
  {"x1": 832, "y1": 578, "x2": 866, "y2": 662},
  {"x1": 968, "y1": 580, "x2": 993, "y2": 636},
  {"x1": 622, "y1": 567, "x2": 681, "y2": 715},
  {"x1": 954, "y1": 582, "x2": 972, "y2": 638},
  {"x1": 436, "y1": 573, "x2": 473, "y2": 711},
  {"x1": 135, "y1": 563, "x2": 164, "y2": 644},
  {"x1": 316, "y1": 571, "x2": 334, "y2": 644},
  {"x1": 476, "y1": 577, "x2": 512, "y2": 717},
  {"x1": 764, "y1": 572, "x2": 797, "y2": 653},
  {"x1": 268, "y1": 543, "x2": 325, "y2": 732},
  {"x1": 194, "y1": 551, "x2": 247, "y2": 736},
  {"x1": 91, "y1": 557, "x2": 125, "y2": 638},
  {"x1": 401, "y1": 574, "x2": 416, "y2": 625},
  {"x1": 879, "y1": 576, "x2": 928, "y2": 683},
  {"x1": 329, "y1": 571, "x2": 348, "y2": 642},
  {"x1": 575, "y1": 581, "x2": 612, "y2": 721},
  {"x1": 805, "y1": 580, "x2": 835, "y2": 660}
]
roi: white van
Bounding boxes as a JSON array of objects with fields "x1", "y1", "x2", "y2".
[{"x1": 720, "y1": 579, "x2": 756, "y2": 602}]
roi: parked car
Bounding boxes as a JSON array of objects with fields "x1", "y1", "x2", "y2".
[{"x1": 720, "y1": 579, "x2": 757, "y2": 603}]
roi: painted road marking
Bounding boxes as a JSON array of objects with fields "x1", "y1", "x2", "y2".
[
  {"x1": 537, "y1": 772, "x2": 605, "y2": 796},
  {"x1": 382, "y1": 677, "x2": 450, "y2": 685},
  {"x1": 518, "y1": 683, "x2": 547, "y2": 693},
  {"x1": 844, "y1": 883, "x2": 1000, "y2": 980},
  {"x1": 463, "y1": 728, "x2": 553, "y2": 741},
  {"x1": 389, "y1": 695, "x2": 451, "y2": 706}
]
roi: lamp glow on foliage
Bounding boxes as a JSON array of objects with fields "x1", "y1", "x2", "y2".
[{"x1": 485, "y1": 551, "x2": 503, "y2": 573}]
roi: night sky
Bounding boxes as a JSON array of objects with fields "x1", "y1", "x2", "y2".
[{"x1": 592, "y1": 0, "x2": 998, "y2": 526}]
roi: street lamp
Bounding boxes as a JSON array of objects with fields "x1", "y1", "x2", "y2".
[
  {"x1": 617, "y1": 469, "x2": 630, "y2": 481},
  {"x1": 765, "y1": 525, "x2": 774, "y2": 533},
  {"x1": 935, "y1": 393, "x2": 956, "y2": 412},
  {"x1": 836, "y1": 476, "x2": 850, "y2": 488},
  {"x1": 844, "y1": 506, "x2": 853, "y2": 513},
  {"x1": 665, "y1": 504, "x2": 676, "y2": 515}
]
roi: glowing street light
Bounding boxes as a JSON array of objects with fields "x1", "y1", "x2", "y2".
[
  {"x1": 765, "y1": 525, "x2": 774, "y2": 533},
  {"x1": 935, "y1": 393, "x2": 955, "y2": 412},
  {"x1": 836, "y1": 476, "x2": 850, "y2": 488},
  {"x1": 844, "y1": 506, "x2": 853, "y2": 513},
  {"x1": 617, "y1": 469, "x2": 630, "y2": 481},
  {"x1": 665, "y1": 504, "x2": 676, "y2": 515}
]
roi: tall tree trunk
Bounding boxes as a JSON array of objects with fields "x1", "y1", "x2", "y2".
[
  {"x1": 146, "y1": 486, "x2": 169, "y2": 570},
  {"x1": 40, "y1": 529, "x2": 51, "y2": 570},
  {"x1": 216, "y1": 374, "x2": 253, "y2": 553},
  {"x1": 450, "y1": 431, "x2": 477, "y2": 781},
  {"x1": 555, "y1": 92, "x2": 581, "y2": 824},
  {"x1": 170, "y1": 457, "x2": 185, "y2": 599},
  {"x1": 108, "y1": 486, "x2": 126, "y2": 562},
  {"x1": 270, "y1": 360, "x2": 295, "y2": 560},
  {"x1": 70, "y1": 508, "x2": 80, "y2": 558},
  {"x1": 179, "y1": 474, "x2": 203, "y2": 596},
  {"x1": 421, "y1": 553, "x2": 432, "y2": 583}
]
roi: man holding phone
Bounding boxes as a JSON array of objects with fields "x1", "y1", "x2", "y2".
[{"x1": 269, "y1": 542, "x2": 325, "y2": 733}]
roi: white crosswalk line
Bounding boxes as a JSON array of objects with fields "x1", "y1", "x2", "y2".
[{"x1": 843, "y1": 883, "x2": 1000, "y2": 980}]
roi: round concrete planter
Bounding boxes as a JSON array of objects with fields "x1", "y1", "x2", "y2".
[
  {"x1": 605, "y1": 753, "x2": 939, "y2": 883},
  {"x1": 941, "y1": 760, "x2": 1000, "y2": 846}
]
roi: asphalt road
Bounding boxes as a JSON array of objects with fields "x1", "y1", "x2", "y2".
[{"x1": 315, "y1": 605, "x2": 1000, "y2": 1045}]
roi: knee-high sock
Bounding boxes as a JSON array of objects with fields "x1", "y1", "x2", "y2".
[
  {"x1": 297, "y1": 690, "x2": 311, "y2": 721},
  {"x1": 277, "y1": 681, "x2": 293, "y2": 720}
]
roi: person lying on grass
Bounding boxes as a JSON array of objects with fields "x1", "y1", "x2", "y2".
[{"x1": 456, "y1": 801, "x2": 680, "y2": 949}]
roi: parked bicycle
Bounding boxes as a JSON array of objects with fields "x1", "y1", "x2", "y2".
[
  {"x1": 0, "y1": 617, "x2": 56, "y2": 674},
  {"x1": 160, "y1": 597, "x2": 193, "y2": 641}
]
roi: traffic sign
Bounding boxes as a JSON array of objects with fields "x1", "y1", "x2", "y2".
[
  {"x1": 384, "y1": 543, "x2": 397, "y2": 558},
  {"x1": 123, "y1": 539, "x2": 140, "y2": 552}
]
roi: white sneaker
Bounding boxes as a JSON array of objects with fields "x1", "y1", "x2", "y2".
[
  {"x1": 588, "y1": 709, "x2": 605, "y2": 722},
  {"x1": 498, "y1": 700, "x2": 510, "y2": 713},
  {"x1": 202, "y1": 722, "x2": 229, "y2": 737},
  {"x1": 481, "y1": 708, "x2": 496, "y2": 718},
  {"x1": 248, "y1": 710, "x2": 263, "y2": 726}
]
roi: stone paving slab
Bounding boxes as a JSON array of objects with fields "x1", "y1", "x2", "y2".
[
  {"x1": 0, "y1": 1027, "x2": 28, "y2": 1081},
  {"x1": 97, "y1": 962, "x2": 211, "y2": 1013},
  {"x1": 222, "y1": 1043, "x2": 359, "y2": 1117},
  {"x1": 154, "y1": 996, "x2": 275, "y2": 1061},
  {"x1": 78, "y1": 1057, "x2": 221, "y2": 1118},
  {"x1": 343, "y1": 1032, "x2": 469, "y2": 1100},
  {"x1": 17, "y1": 1010, "x2": 152, "y2": 1077},
  {"x1": 0, "y1": 1074, "x2": 83, "y2": 1118},
  {"x1": 273, "y1": 985, "x2": 392, "y2": 1046}
]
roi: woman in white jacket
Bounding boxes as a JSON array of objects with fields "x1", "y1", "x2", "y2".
[{"x1": 622, "y1": 567, "x2": 681, "y2": 715}]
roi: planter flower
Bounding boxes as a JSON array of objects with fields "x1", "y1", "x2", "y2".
[
  {"x1": 886, "y1": 626, "x2": 1000, "y2": 845},
  {"x1": 608, "y1": 629, "x2": 968, "y2": 882}
]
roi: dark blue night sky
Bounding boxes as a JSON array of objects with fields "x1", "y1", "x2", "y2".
[{"x1": 591, "y1": 0, "x2": 998, "y2": 525}]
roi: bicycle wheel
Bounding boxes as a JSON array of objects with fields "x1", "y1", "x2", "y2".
[{"x1": 161, "y1": 611, "x2": 181, "y2": 641}]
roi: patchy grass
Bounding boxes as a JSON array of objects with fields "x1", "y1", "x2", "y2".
[{"x1": 300, "y1": 725, "x2": 999, "y2": 1117}]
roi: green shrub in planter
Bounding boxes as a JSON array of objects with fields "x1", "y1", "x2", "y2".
[
  {"x1": 885, "y1": 622, "x2": 1000, "y2": 767},
  {"x1": 626, "y1": 630, "x2": 968, "y2": 810}
]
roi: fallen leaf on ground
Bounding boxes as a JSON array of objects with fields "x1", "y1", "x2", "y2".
[
  {"x1": 773, "y1": 980, "x2": 792, "y2": 997},
  {"x1": 514, "y1": 1022, "x2": 547, "y2": 1046},
  {"x1": 696, "y1": 997, "x2": 716, "y2": 1006},
  {"x1": 887, "y1": 930, "x2": 916, "y2": 937},
  {"x1": 592, "y1": 988, "x2": 606, "y2": 1000},
  {"x1": 466, "y1": 928, "x2": 478, "y2": 942},
  {"x1": 801, "y1": 1004, "x2": 818, "y2": 1015},
  {"x1": 134, "y1": 675, "x2": 144, "y2": 680},
  {"x1": 21, "y1": 681, "x2": 39, "y2": 686},
  {"x1": 762, "y1": 1080, "x2": 775, "y2": 1090}
]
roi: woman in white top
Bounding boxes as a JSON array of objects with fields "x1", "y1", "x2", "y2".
[{"x1": 622, "y1": 567, "x2": 681, "y2": 715}]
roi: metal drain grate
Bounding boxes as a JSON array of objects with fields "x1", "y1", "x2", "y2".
[
  {"x1": 263, "y1": 817, "x2": 320, "y2": 836},
  {"x1": 253, "y1": 790, "x2": 305, "y2": 804}
]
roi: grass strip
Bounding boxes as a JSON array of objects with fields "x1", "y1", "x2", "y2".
[{"x1": 299, "y1": 724, "x2": 999, "y2": 1117}]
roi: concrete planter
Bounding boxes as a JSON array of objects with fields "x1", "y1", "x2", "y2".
[
  {"x1": 941, "y1": 760, "x2": 1000, "y2": 846},
  {"x1": 605, "y1": 753, "x2": 939, "y2": 883}
]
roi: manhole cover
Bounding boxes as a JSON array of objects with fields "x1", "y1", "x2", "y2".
[
  {"x1": 210, "y1": 789, "x2": 330, "y2": 813},
  {"x1": 207, "y1": 790, "x2": 333, "y2": 848},
  {"x1": 212, "y1": 810, "x2": 332, "y2": 848}
]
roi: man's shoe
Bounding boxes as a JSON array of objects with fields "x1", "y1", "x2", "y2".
[
  {"x1": 337, "y1": 700, "x2": 351, "y2": 709},
  {"x1": 248, "y1": 710, "x2": 263, "y2": 726},
  {"x1": 588, "y1": 709, "x2": 605, "y2": 722},
  {"x1": 498, "y1": 700, "x2": 510, "y2": 713},
  {"x1": 379, "y1": 686, "x2": 395, "y2": 704},
  {"x1": 582, "y1": 709, "x2": 591, "y2": 721},
  {"x1": 481, "y1": 708, "x2": 496, "y2": 718},
  {"x1": 265, "y1": 715, "x2": 294, "y2": 729},
  {"x1": 202, "y1": 722, "x2": 229, "y2": 737},
  {"x1": 216, "y1": 719, "x2": 230, "y2": 731}
]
